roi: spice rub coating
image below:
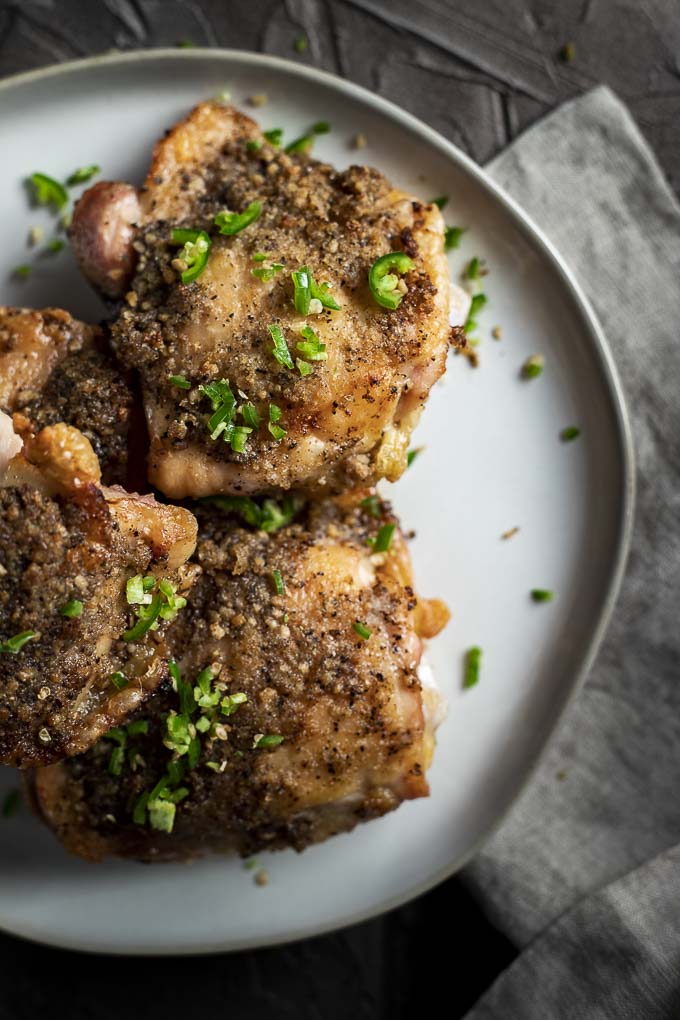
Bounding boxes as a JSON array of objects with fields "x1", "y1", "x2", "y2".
[
  {"x1": 0, "y1": 306, "x2": 133, "y2": 485},
  {"x1": 0, "y1": 424, "x2": 198, "y2": 767},
  {"x1": 73, "y1": 102, "x2": 450, "y2": 498},
  {"x1": 32, "y1": 495, "x2": 449, "y2": 860}
]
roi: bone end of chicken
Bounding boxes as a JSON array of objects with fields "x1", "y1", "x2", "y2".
[{"x1": 69, "y1": 181, "x2": 141, "y2": 299}]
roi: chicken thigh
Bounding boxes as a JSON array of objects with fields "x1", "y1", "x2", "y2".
[
  {"x1": 32, "y1": 494, "x2": 449, "y2": 859},
  {"x1": 0, "y1": 416, "x2": 198, "y2": 767},
  {"x1": 0, "y1": 306, "x2": 134, "y2": 486},
  {"x1": 70, "y1": 102, "x2": 452, "y2": 498}
]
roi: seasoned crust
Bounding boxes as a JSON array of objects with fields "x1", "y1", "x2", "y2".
[
  {"x1": 0, "y1": 426, "x2": 198, "y2": 768},
  {"x1": 0, "y1": 306, "x2": 134, "y2": 486},
  {"x1": 104, "y1": 101, "x2": 450, "y2": 498},
  {"x1": 32, "y1": 496, "x2": 449, "y2": 860}
]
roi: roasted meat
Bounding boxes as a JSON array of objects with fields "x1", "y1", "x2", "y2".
[
  {"x1": 32, "y1": 495, "x2": 449, "y2": 860},
  {"x1": 70, "y1": 102, "x2": 451, "y2": 498},
  {"x1": 0, "y1": 306, "x2": 134, "y2": 485},
  {"x1": 0, "y1": 416, "x2": 198, "y2": 767}
]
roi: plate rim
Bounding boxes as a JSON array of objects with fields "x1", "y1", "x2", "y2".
[{"x1": 0, "y1": 48, "x2": 636, "y2": 956}]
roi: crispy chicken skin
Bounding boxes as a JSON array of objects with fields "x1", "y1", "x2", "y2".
[
  {"x1": 70, "y1": 102, "x2": 451, "y2": 498},
  {"x1": 0, "y1": 419, "x2": 198, "y2": 768},
  {"x1": 0, "y1": 306, "x2": 134, "y2": 485},
  {"x1": 32, "y1": 495, "x2": 449, "y2": 860}
]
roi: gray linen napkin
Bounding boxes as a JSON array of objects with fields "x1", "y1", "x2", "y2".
[{"x1": 460, "y1": 85, "x2": 680, "y2": 1015}]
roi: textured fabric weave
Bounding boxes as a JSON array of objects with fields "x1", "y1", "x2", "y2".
[{"x1": 461, "y1": 86, "x2": 680, "y2": 1015}]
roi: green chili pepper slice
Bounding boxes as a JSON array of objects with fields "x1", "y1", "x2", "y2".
[
  {"x1": 171, "y1": 228, "x2": 212, "y2": 284},
  {"x1": 368, "y1": 252, "x2": 415, "y2": 310}
]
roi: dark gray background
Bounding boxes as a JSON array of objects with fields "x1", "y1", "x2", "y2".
[{"x1": 0, "y1": 1, "x2": 677, "y2": 1016}]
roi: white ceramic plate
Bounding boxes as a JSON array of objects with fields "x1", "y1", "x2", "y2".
[{"x1": 0, "y1": 50, "x2": 633, "y2": 955}]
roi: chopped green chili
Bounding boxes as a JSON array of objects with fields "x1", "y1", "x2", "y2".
[
  {"x1": 368, "y1": 252, "x2": 415, "y2": 310},
  {"x1": 66, "y1": 165, "x2": 100, "y2": 186},
  {"x1": 463, "y1": 646, "x2": 482, "y2": 689},
  {"x1": 59, "y1": 599, "x2": 83, "y2": 618},
  {"x1": 444, "y1": 226, "x2": 466, "y2": 250},
  {"x1": 269, "y1": 325, "x2": 294, "y2": 370},
  {"x1": 254, "y1": 734, "x2": 284, "y2": 749},
  {"x1": 170, "y1": 228, "x2": 211, "y2": 284},
  {"x1": 353, "y1": 622, "x2": 372, "y2": 640},
  {"x1": 0, "y1": 630, "x2": 37, "y2": 654},
  {"x1": 214, "y1": 201, "x2": 262, "y2": 235},
  {"x1": 29, "y1": 172, "x2": 68, "y2": 210}
]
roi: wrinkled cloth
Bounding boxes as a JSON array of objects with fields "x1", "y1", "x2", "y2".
[{"x1": 461, "y1": 86, "x2": 680, "y2": 1017}]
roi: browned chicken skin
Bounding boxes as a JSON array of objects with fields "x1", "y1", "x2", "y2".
[
  {"x1": 0, "y1": 306, "x2": 134, "y2": 486},
  {"x1": 0, "y1": 418, "x2": 198, "y2": 767},
  {"x1": 70, "y1": 102, "x2": 451, "y2": 499},
  {"x1": 32, "y1": 495, "x2": 449, "y2": 860}
]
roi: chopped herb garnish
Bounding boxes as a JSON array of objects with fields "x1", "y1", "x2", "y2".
[
  {"x1": 466, "y1": 256, "x2": 483, "y2": 280},
  {"x1": 561, "y1": 426, "x2": 581, "y2": 442},
  {"x1": 254, "y1": 734, "x2": 284, "y2": 749},
  {"x1": 176, "y1": 39, "x2": 194, "y2": 48},
  {"x1": 123, "y1": 578, "x2": 186, "y2": 642},
  {"x1": 268, "y1": 402, "x2": 287, "y2": 441},
  {"x1": 353, "y1": 622, "x2": 372, "y2": 640},
  {"x1": 252, "y1": 252, "x2": 268, "y2": 262},
  {"x1": 214, "y1": 201, "x2": 262, "y2": 235},
  {"x1": 530, "y1": 589, "x2": 554, "y2": 603},
  {"x1": 272, "y1": 569, "x2": 285, "y2": 595},
  {"x1": 66, "y1": 165, "x2": 100, "y2": 186},
  {"x1": 170, "y1": 228, "x2": 211, "y2": 284},
  {"x1": 2, "y1": 789, "x2": 20, "y2": 818},
  {"x1": 204, "y1": 494, "x2": 302, "y2": 533},
  {"x1": 291, "y1": 265, "x2": 312, "y2": 314},
  {"x1": 47, "y1": 238, "x2": 65, "y2": 253},
  {"x1": 522, "y1": 354, "x2": 544, "y2": 379},
  {"x1": 0, "y1": 630, "x2": 37, "y2": 654},
  {"x1": 110, "y1": 671, "x2": 127, "y2": 691},
  {"x1": 246, "y1": 139, "x2": 263, "y2": 152},
  {"x1": 13, "y1": 265, "x2": 31, "y2": 279},
  {"x1": 126, "y1": 574, "x2": 153, "y2": 606},
  {"x1": 59, "y1": 599, "x2": 83, "y2": 618},
  {"x1": 297, "y1": 324, "x2": 327, "y2": 361},
  {"x1": 291, "y1": 266, "x2": 340, "y2": 312},
  {"x1": 464, "y1": 292, "x2": 487, "y2": 334},
  {"x1": 406, "y1": 447, "x2": 423, "y2": 468},
  {"x1": 285, "y1": 134, "x2": 315, "y2": 154},
  {"x1": 29, "y1": 172, "x2": 68, "y2": 210},
  {"x1": 252, "y1": 261, "x2": 284, "y2": 281},
  {"x1": 431, "y1": 195, "x2": 448, "y2": 209},
  {"x1": 263, "y1": 127, "x2": 284, "y2": 146},
  {"x1": 444, "y1": 226, "x2": 465, "y2": 251},
  {"x1": 310, "y1": 276, "x2": 341, "y2": 310},
  {"x1": 200, "y1": 378, "x2": 253, "y2": 452},
  {"x1": 296, "y1": 358, "x2": 312, "y2": 377},
  {"x1": 268, "y1": 324, "x2": 294, "y2": 370},
  {"x1": 360, "y1": 494, "x2": 382, "y2": 518},
  {"x1": 148, "y1": 798, "x2": 176, "y2": 833},
  {"x1": 169, "y1": 374, "x2": 191, "y2": 389},
  {"x1": 294, "y1": 34, "x2": 307, "y2": 53},
  {"x1": 285, "y1": 120, "x2": 330, "y2": 153},
  {"x1": 241, "y1": 402, "x2": 260, "y2": 430},
  {"x1": 463, "y1": 646, "x2": 482, "y2": 689},
  {"x1": 108, "y1": 745, "x2": 125, "y2": 777},
  {"x1": 368, "y1": 252, "x2": 415, "y2": 310},
  {"x1": 370, "y1": 522, "x2": 395, "y2": 553}
]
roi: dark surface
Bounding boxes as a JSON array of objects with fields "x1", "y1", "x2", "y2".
[{"x1": 0, "y1": 1, "x2": 677, "y2": 1017}]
